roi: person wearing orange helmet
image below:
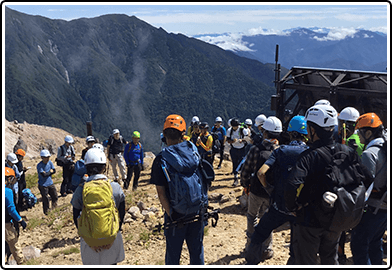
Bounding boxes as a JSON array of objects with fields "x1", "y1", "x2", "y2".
[
  {"x1": 5, "y1": 167, "x2": 27, "y2": 265},
  {"x1": 350, "y1": 113, "x2": 387, "y2": 265},
  {"x1": 150, "y1": 114, "x2": 209, "y2": 265},
  {"x1": 14, "y1": 148, "x2": 29, "y2": 211}
]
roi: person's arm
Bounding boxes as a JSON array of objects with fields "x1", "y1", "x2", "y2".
[
  {"x1": 156, "y1": 185, "x2": 171, "y2": 216},
  {"x1": 257, "y1": 164, "x2": 270, "y2": 187},
  {"x1": 72, "y1": 207, "x2": 81, "y2": 229},
  {"x1": 199, "y1": 135, "x2": 213, "y2": 151},
  {"x1": 118, "y1": 200, "x2": 126, "y2": 230}
]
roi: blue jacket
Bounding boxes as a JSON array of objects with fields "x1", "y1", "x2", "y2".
[
  {"x1": 124, "y1": 142, "x2": 144, "y2": 166},
  {"x1": 71, "y1": 159, "x2": 87, "y2": 190},
  {"x1": 5, "y1": 186, "x2": 22, "y2": 223}
]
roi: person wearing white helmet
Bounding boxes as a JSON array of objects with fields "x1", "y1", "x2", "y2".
[
  {"x1": 240, "y1": 116, "x2": 282, "y2": 259},
  {"x1": 5, "y1": 153, "x2": 22, "y2": 207},
  {"x1": 81, "y1": 135, "x2": 96, "y2": 160},
  {"x1": 211, "y1": 116, "x2": 227, "y2": 169},
  {"x1": 71, "y1": 147, "x2": 126, "y2": 265},
  {"x1": 37, "y1": 149, "x2": 58, "y2": 215},
  {"x1": 187, "y1": 116, "x2": 200, "y2": 137},
  {"x1": 107, "y1": 129, "x2": 127, "y2": 184},
  {"x1": 314, "y1": 99, "x2": 331, "y2": 106},
  {"x1": 284, "y1": 104, "x2": 370, "y2": 265},
  {"x1": 338, "y1": 107, "x2": 364, "y2": 156},
  {"x1": 57, "y1": 135, "x2": 76, "y2": 197}
]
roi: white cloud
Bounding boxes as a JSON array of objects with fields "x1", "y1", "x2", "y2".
[
  {"x1": 197, "y1": 33, "x2": 255, "y2": 52},
  {"x1": 313, "y1": 27, "x2": 358, "y2": 41}
]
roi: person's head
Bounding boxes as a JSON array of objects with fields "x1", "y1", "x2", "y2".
[
  {"x1": 112, "y1": 129, "x2": 120, "y2": 140},
  {"x1": 40, "y1": 149, "x2": 51, "y2": 164},
  {"x1": 191, "y1": 116, "x2": 199, "y2": 126},
  {"x1": 84, "y1": 147, "x2": 107, "y2": 176},
  {"x1": 262, "y1": 116, "x2": 283, "y2": 139},
  {"x1": 244, "y1": 119, "x2": 253, "y2": 129},
  {"x1": 15, "y1": 149, "x2": 26, "y2": 161},
  {"x1": 192, "y1": 121, "x2": 201, "y2": 133},
  {"x1": 230, "y1": 118, "x2": 240, "y2": 131},
  {"x1": 132, "y1": 131, "x2": 141, "y2": 144},
  {"x1": 304, "y1": 104, "x2": 338, "y2": 143},
  {"x1": 163, "y1": 114, "x2": 186, "y2": 145},
  {"x1": 287, "y1": 115, "x2": 308, "y2": 142},
  {"x1": 355, "y1": 112, "x2": 384, "y2": 146},
  {"x1": 64, "y1": 135, "x2": 74, "y2": 147},
  {"x1": 255, "y1": 114, "x2": 267, "y2": 131},
  {"x1": 86, "y1": 135, "x2": 96, "y2": 149},
  {"x1": 215, "y1": 116, "x2": 223, "y2": 127},
  {"x1": 5, "y1": 167, "x2": 17, "y2": 188},
  {"x1": 6, "y1": 153, "x2": 18, "y2": 167},
  {"x1": 338, "y1": 107, "x2": 360, "y2": 138},
  {"x1": 199, "y1": 122, "x2": 209, "y2": 134}
]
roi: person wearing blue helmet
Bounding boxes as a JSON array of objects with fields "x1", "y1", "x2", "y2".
[{"x1": 245, "y1": 115, "x2": 309, "y2": 265}]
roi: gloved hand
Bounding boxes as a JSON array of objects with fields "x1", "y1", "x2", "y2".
[{"x1": 19, "y1": 220, "x2": 27, "y2": 230}]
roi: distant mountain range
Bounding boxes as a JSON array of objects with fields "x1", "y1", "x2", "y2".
[
  {"x1": 5, "y1": 7, "x2": 278, "y2": 154},
  {"x1": 195, "y1": 27, "x2": 387, "y2": 72}
]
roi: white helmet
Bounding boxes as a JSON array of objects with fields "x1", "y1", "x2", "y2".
[
  {"x1": 7, "y1": 153, "x2": 18, "y2": 163},
  {"x1": 92, "y1": 143, "x2": 104, "y2": 152},
  {"x1": 191, "y1": 116, "x2": 199, "y2": 124},
  {"x1": 314, "y1": 99, "x2": 330, "y2": 106},
  {"x1": 84, "y1": 148, "x2": 107, "y2": 165},
  {"x1": 215, "y1": 116, "x2": 223, "y2": 123},
  {"x1": 244, "y1": 119, "x2": 252, "y2": 126},
  {"x1": 263, "y1": 116, "x2": 283, "y2": 133},
  {"x1": 112, "y1": 129, "x2": 120, "y2": 135},
  {"x1": 40, "y1": 149, "x2": 51, "y2": 157},
  {"x1": 305, "y1": 104, "x2": 338, "y2": 127},
  {"x1": 255, "y1": 114, "x2": 267, "y2": 127},
  {"x1": 86, "y1": 135, "x2": 95, "y2": 143},
  {"x1": 338, "y1": 107, "x2": 360, "y2": 122},
  {"x1": 64, "y1": 135, "x2": 74, "y2": 143}
]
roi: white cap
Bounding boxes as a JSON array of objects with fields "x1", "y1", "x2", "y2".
[
  {"x1": 191, "y1": 116, "x2": 199, "y2": 124},
  {"x1": 338, "y1": 107, "x2": 360, "y2": 122},
  {"x1": 86, "y1": 135, "x2": 95, "y2": 143},
  {"x1": 263, "y1": 116, "x2": 283, "y2": 133},
  {"x1": 112, "y1": 129, "x2": 120, "y2": 135},
  {"x1": 84, "y1": 148, "x2": 107, "y2": 165},
  {"x1": 215, "y1": 116, "x2": 223, "y2": 123},
  {"x1": 244, "y1": 119, "x2": 252, "y2": 125},
  {"x1": 65, "y1": 135, "x2": 74, "y2": 143},
  {"x1": 40, "y1": 149, "x2": 51, "y2": 157},
  {"x1": 7, "y1": 153, "x2": 18, "y2": 163}
]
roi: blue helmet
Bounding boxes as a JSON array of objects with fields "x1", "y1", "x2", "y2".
[{"x1": 288, "y1": 115, "x2": 308, "y2": 135}]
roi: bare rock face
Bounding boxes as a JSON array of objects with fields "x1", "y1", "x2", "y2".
[{"x1": 13, "y1": 137, "x2": 28, "y2": 153}]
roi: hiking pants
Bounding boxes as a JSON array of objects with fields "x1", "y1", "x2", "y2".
[
  {"x1": 5, "y1": 223, "x2": 24, "y2": 264},
  {"x1": 229, "y1": 146, "x2": 246, "y2": 176},
  {"x1": 109, "y1": 153, "x2": 127, "y2": 181},
  {"x1": 61, "y1": 164, "x2": 74, "y2": 195},
  {"x1": 164, "y1": 215, "x2": 205, "y2": 265},
  {"x1": 350, "y1": 208, "x2": 387, "y2": 265},
  {"x1": 125, "y1": 163, "x2": 141, "y2": 190},
  {"x1": 246, "y1": 192, "x2": 272, "y2": 249},
  {"x1": 290, "y1": 223, "x2": 340, "y2": 265},
  {"x1": 38, "y1": 184, "x2": 58, "y2": 215},
  {"x1": 249, "y1": 205, "x2": 296, "y2": 264}
]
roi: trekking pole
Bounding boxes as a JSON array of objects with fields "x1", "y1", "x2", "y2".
[{"x1": 153, "y1": 208, "x2": 220, "y2": 233}]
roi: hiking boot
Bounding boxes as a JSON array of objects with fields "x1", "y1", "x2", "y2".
[
  {"x1": 261, "y1": 249, "x2": 274, "y2": 261},
  {"x1": 52, "y1": 202, "x2": 57, "y2": 209}
]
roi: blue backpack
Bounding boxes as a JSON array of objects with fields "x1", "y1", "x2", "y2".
[
  {"x1": 22, "y1": 188, "x2": 37, "y2": 209},
  {"x1": 161, "y1": 141, "x2": 208, "y2": 217}
]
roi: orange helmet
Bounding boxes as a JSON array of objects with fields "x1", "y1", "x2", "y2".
[
  {"x1": 15, "y1": 149, "x2": 26, "y2": 157},
  {"x1": 5, "y1": 167, "x2": 15, "y2": 177},
  {"x1": 163, "y1": 114, "x2": 186, "y2": 132},
  {"x1": 355, "y1": 113, "x2": 383, "y2": 130}
]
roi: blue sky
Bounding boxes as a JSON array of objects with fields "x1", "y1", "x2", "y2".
[{"x1": 5, "y1": 3, "x2": 389, "y2": 36}]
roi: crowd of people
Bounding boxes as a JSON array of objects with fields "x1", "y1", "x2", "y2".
[{"x1": 4, "y1": 100, "x2": 387, "y2": 265}]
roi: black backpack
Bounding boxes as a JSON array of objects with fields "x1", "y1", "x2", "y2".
[
  {"x1": 210, "y1": 133, "x2": 221, "y2": 154},
  {"x1": 314, "y1": 144, "x2": 368, "y2": 232}
]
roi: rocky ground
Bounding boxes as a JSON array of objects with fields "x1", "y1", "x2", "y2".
[{"x1": 4, "y1": 119, "x2": 387, "y2": 266}]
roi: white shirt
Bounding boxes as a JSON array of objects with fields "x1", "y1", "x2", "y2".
[{"x1": 227, "y1": 127, "x2": 250, "y2": 149}]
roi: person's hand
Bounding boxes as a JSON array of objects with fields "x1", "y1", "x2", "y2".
[{"x1": 19, "y1": 220, "x2": 27, "y2": 230}]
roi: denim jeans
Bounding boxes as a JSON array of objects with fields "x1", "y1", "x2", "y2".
[
  {"x1": 350, "y1": 208, "x2": 387, "y2": 265},
  {"x1": 164, "y1": 214, "x2": 205, "y2": 265}
]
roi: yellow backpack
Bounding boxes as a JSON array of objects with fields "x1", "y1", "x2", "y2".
[{"x1": 77, "y1": 179, "x2": 119, "y2": 248}]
